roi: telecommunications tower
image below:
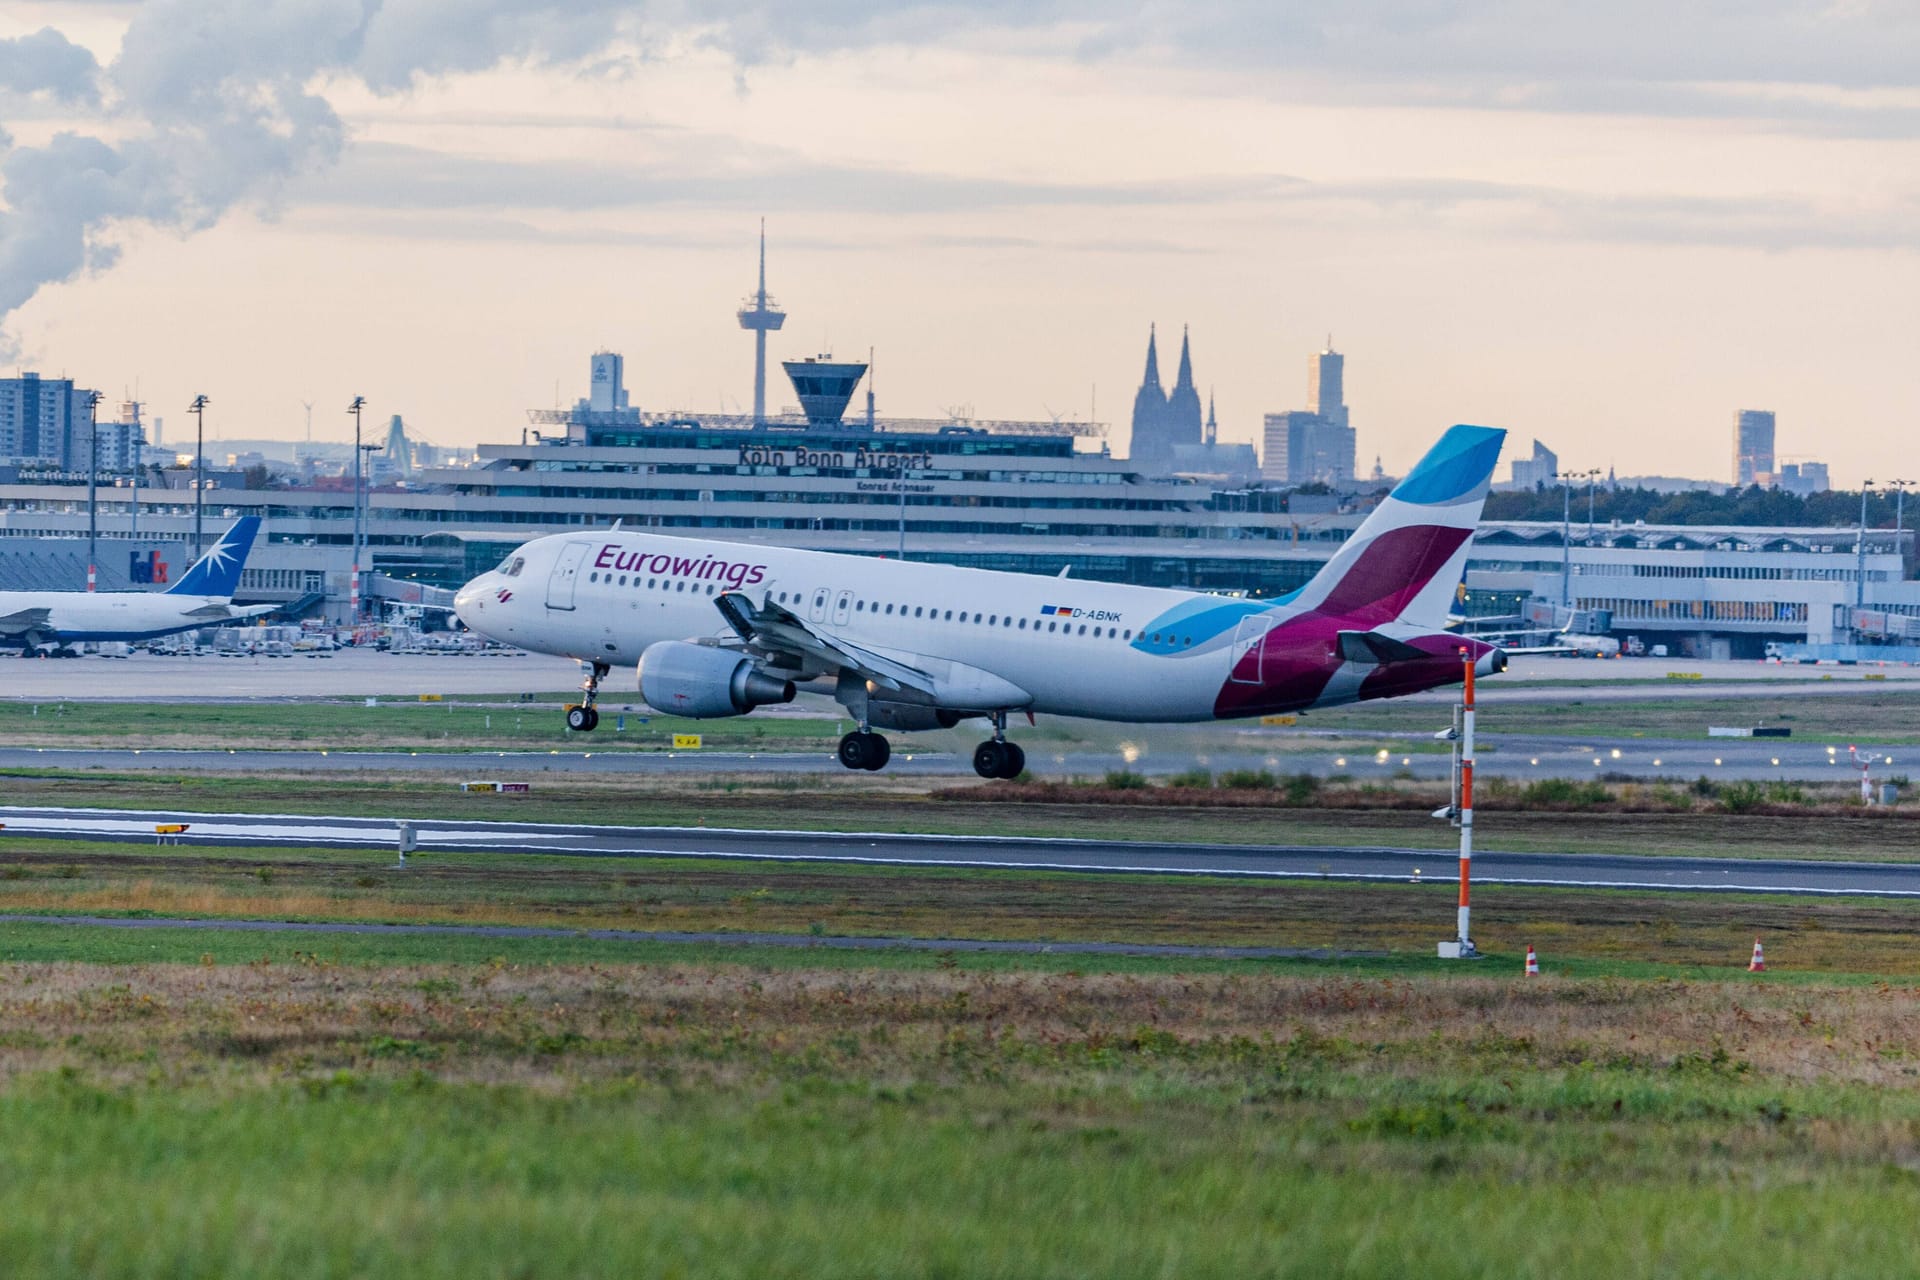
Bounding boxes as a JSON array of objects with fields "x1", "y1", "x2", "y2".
[{"x1": 737, "y1": 220, "x2": 786, "y2": 426}]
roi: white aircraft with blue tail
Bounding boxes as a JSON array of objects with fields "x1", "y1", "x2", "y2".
[{"x1": 0, "y1": 517, "x2": 274, "y2": 654}]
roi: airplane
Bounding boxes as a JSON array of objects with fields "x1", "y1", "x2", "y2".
[
  {"x1": 0, "y1": 517, "x2": 275, "y2": 654},
  {"x1": 452, "y1": 424, "x2": 1511, "y2": 779},
  {"x1": 1453, "y1": 612, "x2": 1622, "y2": 658}
]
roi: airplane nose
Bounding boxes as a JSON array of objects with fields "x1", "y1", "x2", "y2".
[{"x1": 453, "y1": 580, "x2": 483, "y2": 628}]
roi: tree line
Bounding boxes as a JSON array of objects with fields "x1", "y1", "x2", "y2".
[{"x1": 1481, "y1": 484, "x2": 1907, "y2": 529}]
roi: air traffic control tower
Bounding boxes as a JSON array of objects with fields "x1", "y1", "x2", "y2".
[
  {"x1": 737, "y1": 222, "x2": 786, "y2": 425},
  {"x1": 781, "y1": 357, "x2": 869, "y2": 428}
]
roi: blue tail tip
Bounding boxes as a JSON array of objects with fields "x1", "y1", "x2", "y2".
[{"x1": 1392, "y1": 425, "x2": 1506, "y2": 505}]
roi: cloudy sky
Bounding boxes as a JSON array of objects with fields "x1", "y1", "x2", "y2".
[{"x1": 0, "y1": 1, "x2": 1915, "y2": 484}]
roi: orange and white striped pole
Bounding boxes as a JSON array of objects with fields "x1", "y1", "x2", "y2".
[{"x1": 1457, "y1": 648, "x2": 1476, "y2": 954}]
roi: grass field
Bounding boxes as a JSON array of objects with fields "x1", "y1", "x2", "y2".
[
  {"x1": 4, "y1": 813, "x2": 1920, "y2": 1273},
  {"x1": 2, "y1": 934, "x2": 1920, "y2": 1276}
]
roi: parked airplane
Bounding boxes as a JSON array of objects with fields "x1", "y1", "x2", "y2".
[
  {"x1": 0, "y1": 517, "x2": 274, "y2": 653},
  {"x1": 453, "y1": 424, "x2": 1510, "y2": 778}
]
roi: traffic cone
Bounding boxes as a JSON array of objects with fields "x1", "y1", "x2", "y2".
[
  {"x1": 1524, "y1": 946, "x2": 1540, "y2": 976},
  {"x1": 1748, "y1": 937, "x2": 1766, "y2": 972}
]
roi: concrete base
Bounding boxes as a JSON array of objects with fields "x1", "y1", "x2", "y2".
[{"x1": 1436, "y1": 941, "x2": 1483, "y2": 960}]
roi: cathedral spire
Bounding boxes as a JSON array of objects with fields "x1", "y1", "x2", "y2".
[
  {"x1": 1174, "y1": 324, "x2": 1195, "y2": 391},
  {"x1": 1141, "y1": 324, "x2": 1163, "y2": 393},
  {"x1": 1205, "y1": 386, "x2": 1217, "y2": 444}
]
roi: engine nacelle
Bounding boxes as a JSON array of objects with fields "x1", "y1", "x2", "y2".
[
  {"x1": 867, "y1": 700, "x2": 969, "y2": 733},
  {"x1": 637, "y1": 641, "x2": 795, "y2": 719}
]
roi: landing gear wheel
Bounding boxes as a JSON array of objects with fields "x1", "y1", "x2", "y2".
[
  {"x1": 837, "y1": 730, "x2": 892, "y2": 772},
  {"x1": 1000, "y1": 742, "x2": 1025, "y2": 779},
  {"x1": 973, "y1": 741, "x2": 1007, "y2": 779},
  {"x1": 568, "y1": 660, "x2": 611, "y2": 732}
]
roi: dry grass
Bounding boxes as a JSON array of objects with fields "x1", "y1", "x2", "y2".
[{"x1": 4, "y1": 961, "x2": 1919, "y2": 1095}]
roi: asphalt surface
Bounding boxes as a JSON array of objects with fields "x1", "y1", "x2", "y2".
[
  {"x1": 0, "y1": 736, "x2": 1897, "y2": 781},
  {"x1": 5, "y1": 804, "x2": 1919, "y2": 898}
]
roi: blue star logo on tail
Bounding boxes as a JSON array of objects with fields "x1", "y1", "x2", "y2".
[{"x1": 166, "y1": 517, "x2": 261, "y2": 598}]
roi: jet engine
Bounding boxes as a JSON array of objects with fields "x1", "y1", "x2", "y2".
[{"x1": 638, "y1": 641, "x2": 796, "y2": 719}]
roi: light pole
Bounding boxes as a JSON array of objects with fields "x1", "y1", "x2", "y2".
[
  {"x1": 1890, "y1": 479, "x2": 1912, "y2": 582},
  {"x1": 359, "y1": 441, "x2": 383, "y2": 619},
  {"x1": 188, "y1": 395, "x2": 209, "y2": 557},
  {"x1": 349, "y1": 396, "x2": 365, "y2": 623},
  {"x1": 129, "y1": 403, "x2": 144, "y2": 539},
  {"x1": 1554, "y1": 468, "x2": 1601, "y2": 615},
  {"x1": 82, "y1": 391, "x2": 101, "y2": 591},
  {"x1": 1857, "y1": 479, "x2": 1876, "y2": 613}
]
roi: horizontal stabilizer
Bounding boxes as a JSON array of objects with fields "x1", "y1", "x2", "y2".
[{"x1": 1337, "y1": 630, "x2": 1433, "y2": 665}]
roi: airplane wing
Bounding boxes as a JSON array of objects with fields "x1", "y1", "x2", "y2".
[
  {"x1": 181, "y1": 602, "x2": 280, "y2": 622},
  {"x1": 0, "y1": 607, "x2": 51, "y2": 638},
  {"x1": 714, "y1": 591, "x2": 936, "y2": 696}
]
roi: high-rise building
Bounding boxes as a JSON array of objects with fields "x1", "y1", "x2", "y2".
[
  {"x1": 0, "y1": 373, "x2": 94, "y2": 468},
  {"x1": 1505, "y1": 439, "x2": 1558, "y2": 490},
  {"x1": 1260, "y1": 341, "x2": 1357, "y2": 486},
  {"x1": 1308, "y1": 340, "x2": 1347, "y2": 427},
  {"x1": 588, "y1": 352, "x2": 628, "y2": 415},
  {"x1": 1127, "y1": 325, "x2": 1204, "y2": 473},
  {"x1": 1734, "y1": 409, "x2": 1775, "y2": 487}
]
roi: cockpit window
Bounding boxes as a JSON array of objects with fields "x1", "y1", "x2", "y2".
[{"x1": 507, "y1": 556, "x2": 526, "y2": 577}]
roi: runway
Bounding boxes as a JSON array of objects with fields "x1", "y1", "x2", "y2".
[
  {"x1": 5, "y1": 804, "x2": 1919, "y2": 898},
  {"x1": 0, "y1": 735, "x2": 1896, "y2": 781}
]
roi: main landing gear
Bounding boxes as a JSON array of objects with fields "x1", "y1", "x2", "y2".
[
  {"x1": 837, "y1": 728, "x2": 891, "y2": 772},
  {"x1": 971, "y1": 711, "x2": 1025, "y2": 780},
  {"x1": 566, "y1": 661, "x2": 610, "y2": 732},
  {"x1": 833, "y1": 705, "x2": 1025, "y2": 780}
]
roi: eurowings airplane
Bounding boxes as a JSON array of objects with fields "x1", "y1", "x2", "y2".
[
  {"x1": 0, "y1": 517, "x2": 274, "y2": 653},
  {"x1": 453, "y1": 424, "x2": 1510, "y2": 778}
]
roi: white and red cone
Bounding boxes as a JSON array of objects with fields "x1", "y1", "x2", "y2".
[
  {"x1": 1748, "y1": 937, "x2": 1766, "y2": 972},
  {"x1": 1524, "y1": 946, "x2": 1540, "y2": 976}
]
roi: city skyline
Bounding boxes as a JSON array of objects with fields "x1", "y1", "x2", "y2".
[{"x1": 0, "y1": 3, "x2": 1915, "y2": 482}]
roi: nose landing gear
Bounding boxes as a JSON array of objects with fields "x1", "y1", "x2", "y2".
[
  {"x1": 566, "y1": 660, "x2": 610, "y2": 732},
  {"x1": 971, "y1": 711, "x2": 1025, "y2": 780}
]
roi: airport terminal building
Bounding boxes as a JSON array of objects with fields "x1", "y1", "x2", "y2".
[{"x1": 0, "y1": 353, "x2": 1912, "y2": 659}]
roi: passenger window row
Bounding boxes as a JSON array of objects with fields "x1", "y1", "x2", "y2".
[{"x1": 576, "y1": 569, "x2": 1203, "y2": 647}]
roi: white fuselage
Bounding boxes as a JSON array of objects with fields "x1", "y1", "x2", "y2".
[
  {"x1": 455, "y1": 530, "x2": 1274, "y2": 722},
  {"x1": 0, "y1": 590, "x2": 251, "y2": 645}
]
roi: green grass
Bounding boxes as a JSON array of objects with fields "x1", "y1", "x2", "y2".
[
  {"x1": 2, "y1": 951, "x2": 1920, "y2": 1276},
  {"x1": 7, "y1": 1073, "x2": 1918, "y2": 1278},
  {"x1": 0, "y1": 697, "x2": 860, "y2": 752}
]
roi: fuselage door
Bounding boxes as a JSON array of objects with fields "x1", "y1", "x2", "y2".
[
  {"x1": 1229, "y1": 613, "x2": 1271, "y2": 684},
  {"x1": 832, "y1": 590, "x2": 853, "y2": 627},
  {"x1": 808, "y1": 588, "x2": 830, "y2": 623},
  {"x1": 545, "y1": 541, "x2": 591, "y2": 611}
]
